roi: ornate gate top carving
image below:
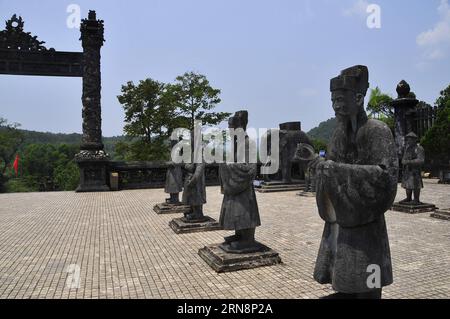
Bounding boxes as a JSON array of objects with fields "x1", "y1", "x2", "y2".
[{"x1": 0, "y1": 14, "x2": 53, "y2": 51}]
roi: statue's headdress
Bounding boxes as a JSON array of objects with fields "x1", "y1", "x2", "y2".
[
  {"x1": 330, "y1": 65, "x2": 369, "y2": 96},
  {"x1": 405, "y1": 132, "x2": 418, "y2": 140},
  {"x1": 229, "y1": 110, "x2": 248, "y2": 131},
  {"x1": 279, "y1": 122, "x2": 301, "y2": 131}
]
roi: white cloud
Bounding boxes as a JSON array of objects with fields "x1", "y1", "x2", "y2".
[
  {"x1": 417, "y1": 0, "x2": 450, "y2": 60},
  {"x1": 343, "y1": 0, "x2": 370, "y2": 18}
]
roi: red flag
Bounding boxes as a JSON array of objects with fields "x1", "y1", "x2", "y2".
[{"x1": 13, "y1": 154, "x2": 19, "y2": 176}]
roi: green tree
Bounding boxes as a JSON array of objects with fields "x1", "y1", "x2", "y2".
[
  {"x1": 421, "y1": 84, "x2": 450, "y2": 163},
  {"x1": 367, "y1": 87, "x2": 394, "y2": 118},
  {"x1": 311, "y1": 138, "x2": 328, "y2": 153},
  {"x1": 20, "y1": 143, "x2": 79, "y2": 191},
  {"x1": 307, "y1": 118, "x2": 337, "y2": 143},
  {"x1": 117, "y1": 78, "x2": 180, "y2": 161},
  {"x1": 167, "y1": 71, "x2": 231, "y2": 131},
  {"x1": 54, "y1": 160, "x2": 79, "y2": 191},
  {"x1": 366, "y1": 87, "x2": 394, "y2": 130},
  {"x1": 0, "y1": 118, "x2": 24, "y2": 192}
]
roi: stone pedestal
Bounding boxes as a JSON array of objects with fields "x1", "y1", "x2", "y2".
[
  {"x1": 198, "y1": 243, "x2": 282, "y2": 273},
  {"x1": 256, "y1": 180, "x2": 305, "y2": 193},
  {"x1": 430, "y1": 208, "x2": 450, "y2": 221},
  {"x1": 153, "y1": 203, "x2": 190, "y2": 215},
  {"x1": 75, "y1": 151, "x2": 109, "y2": 192},
  {"x1": 392, "y1": 202, "x2": 437, "y2": 214},
  {"x1": 439, "y1": 169, "x2": 450, "y2": 184},
  {"x1": 297, "y1": 191, "x2": 316, "y2": 198},
  {"x1": 169, "y1": 216, "x2": 220, "y2": 234}
]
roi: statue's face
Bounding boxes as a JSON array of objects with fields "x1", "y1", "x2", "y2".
[
  {"x1": 331, "y1": 89, "x2": 360, "y2": 120},
  {"x1": 405, "y1": 138, "x2": 416, "y2": 147}
]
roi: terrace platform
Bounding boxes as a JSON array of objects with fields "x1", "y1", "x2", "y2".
[{"x1": 0, "y1": 180, "x2": 449, "y2": 299}]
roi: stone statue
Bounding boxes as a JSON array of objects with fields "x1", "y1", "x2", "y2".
[
  {"x1": 219, "y1": 111, "x2": 262, "y2": 253},
  {"x1": 279, "y1": 122, "x2": 312, "y2": 183},
  {"x1": 294, "y1": 143, "x2": 323, "y2": 193},
  {"x1": 164, "y1": 141, "x2": 184, "y2": 205},
  {"x1": 400, "y1": 132, "x2": 425, "y2": 204},
  {"x1": 182, "y1": 162, "x2": 207, "y2": 221},
  {"x1": 313, "y1": 65, "x2": 398, "y2": 299}
]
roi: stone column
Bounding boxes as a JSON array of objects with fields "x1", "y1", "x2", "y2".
[{"x1": 75, "y1": 11, "x2": 109, "y2": 192}]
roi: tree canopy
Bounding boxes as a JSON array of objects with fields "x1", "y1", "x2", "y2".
[
  {"x1": 421, "y1": 84, "x2": 450, "y2": 163},
  {"x1": 116, "y1": 72, "x2": 231, "y2": 161},
  {"x1": 167, "y1": 71, "x2": 231, "y2": 131}
]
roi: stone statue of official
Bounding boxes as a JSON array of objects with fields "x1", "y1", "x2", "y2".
[
  {"x1": 165, "y1": 160, "x2": 183, "y2": 205},
  {"x1": 219, "y1": 111, "x2": 262, "y2": 253},
  {"x1": 313, "y1": 65, "x2": 398, "y2": 299},
  {"x1": 400, "y1": 132, "x2": 425, "y2": 204}
]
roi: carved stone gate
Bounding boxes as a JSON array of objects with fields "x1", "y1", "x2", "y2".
[{"x1": 0, "y1": 11, "x2": 109, "y2": 192}]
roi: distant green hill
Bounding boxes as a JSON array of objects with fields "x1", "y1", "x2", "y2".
[
  {"x1": 307, "y1": 117, "x2": 336, "y2": 143},
  {"x1": 16, "y1": 129, "x2": 126, "y2": 156}
]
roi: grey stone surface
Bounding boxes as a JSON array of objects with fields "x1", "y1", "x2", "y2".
[{"x1": 0, "y1": 180, "x2": 449, "y2": 298}]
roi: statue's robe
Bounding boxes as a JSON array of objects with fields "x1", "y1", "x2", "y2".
[
  {"x1": 401, "y1": 145, "x2": 425, "y2": 190},
  {"x1": 314, "y1": 119, "x2": 398, "y2": 293},
  {"x1": 164, "y1": 164, "x2": 183, "y2": 194},
  {"x1": 182, "y1": 163, "x2": 206, "y2": 206},
  {"x1": 219, "y1": 163, "x2": 261, "y2": 230}
]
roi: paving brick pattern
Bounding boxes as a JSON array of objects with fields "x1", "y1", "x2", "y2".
[{"x1": 0, "y1": 180, "x2": 449, "y2": 299}]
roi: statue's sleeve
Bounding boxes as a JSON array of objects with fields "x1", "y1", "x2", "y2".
[
  {"x1": 220, "y1": 164, "x2": 255, "y2": 196},
  {"x1": 192, "y1": 163, "x2": 205, "y2": 181},
  {"x1": 317, "y1": 125, "x2": 398, "y2": 228},
  {"x1": 408, "y1": 146, "x2": 425, "y2": 167}
]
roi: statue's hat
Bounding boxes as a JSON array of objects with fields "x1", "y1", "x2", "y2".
[
  {"x1": 228, "y1": 110, "x2": 248, "y2": 130},
  {"x1": 279, "y1": 122, "x2": 301, "y2": 131},
  {"x1": 405, "y1": 132, "x2": 418, "y2": 140},
  {"x1": 330, "y1": 65, "x2": 369, "y2": 95}
]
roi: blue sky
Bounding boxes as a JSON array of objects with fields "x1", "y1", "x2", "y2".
[{"x1": 0, "y1": 0, "x2": 449, "y2": 136}]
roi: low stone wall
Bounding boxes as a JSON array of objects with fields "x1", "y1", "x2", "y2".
[{"x1": 108, "y1": 161, "x2": 222, "y2": 190}]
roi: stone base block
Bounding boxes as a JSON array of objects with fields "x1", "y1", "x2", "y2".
[
  {"x1": 153, "y1": 203, "x2": 190, "y2": 215},
  {"x1": 430, "y1": 208, "x2": 450, "y2": 221},
  {"x1": 392, "y1": 202, "x2": 437, "y2": 214},
  {"x1": 169, "y1": 216, "x2": 221, "y2": 234},
  {"x1": 297, "y1": 191, "x2": 316, "y2": 198},
  {"x1": 198, "y1": 243, "x2": 282, "y2": 273},
  {"x1": 256, "y1": 180, "x2": 305, "y2": 193}
]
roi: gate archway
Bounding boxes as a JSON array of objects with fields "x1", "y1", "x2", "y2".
[{"x1": 0, "y1": 10, "x2": 109, "y2": 192}]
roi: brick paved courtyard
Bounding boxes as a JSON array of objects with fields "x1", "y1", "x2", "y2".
[{"x1": 0, "y1": 180, "x2": 449, "y2": 299}]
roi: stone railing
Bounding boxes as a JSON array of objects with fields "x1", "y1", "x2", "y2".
[
  {"x1": 108, "y1": 161, "x2": 222, "y2": 190},
  {"x1": 107, "y1": 161, "x2": 271, "y2": 191}
]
